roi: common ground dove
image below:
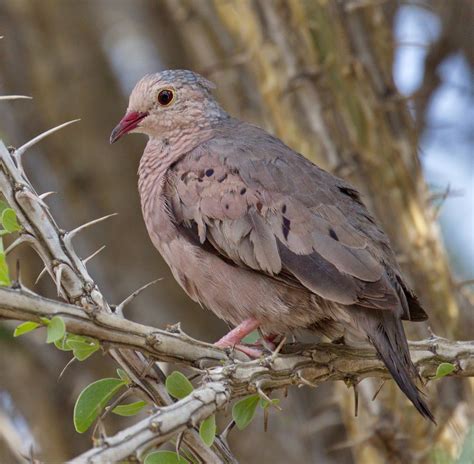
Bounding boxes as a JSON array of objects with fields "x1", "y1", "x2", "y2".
[{"x1": 111, "y1": 69, "x2": 434, "y2": 421}]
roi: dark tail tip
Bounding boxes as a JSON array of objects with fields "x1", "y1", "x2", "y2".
[{"x1": 369, "y1": 327, "x2": 436, "y2": 424}]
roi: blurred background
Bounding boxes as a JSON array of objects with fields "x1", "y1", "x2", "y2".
[{"x1": 0, "y1": 1, "x2": 472, "y2": 463}]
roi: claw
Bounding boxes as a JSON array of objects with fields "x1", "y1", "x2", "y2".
[
  {"x1": 13, "y1": 119, "x2": 80, "y2": 168},
  {"x1": 83, "y1": 245, "x2": 106, "y2": 264},
  {"x1": 115, "y1": 278, "x2": 162, "y2": 316},
  {"x1": 66, "y1": 213, "x2": 117, "y2": 241}
]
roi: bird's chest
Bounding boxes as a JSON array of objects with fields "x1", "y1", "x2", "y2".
[{"x1": 138, "y1": 175, "x2": 203, "y2": 301}]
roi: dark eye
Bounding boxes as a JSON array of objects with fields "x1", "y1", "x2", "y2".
[{"x1": 157, "y1": 89, "x2": 174, "y2": 106}]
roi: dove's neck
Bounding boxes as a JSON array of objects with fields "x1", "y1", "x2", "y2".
[{"x1": 138, "y1": 126, "x2": 215, "y2": 230}]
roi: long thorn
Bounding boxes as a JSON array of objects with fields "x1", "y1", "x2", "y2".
[
  {"x1": 34, "y1": 266, "x2": 48, "y2": 286},
  {"x1": 83, "y1": 245, "x2": 106, "y2": 264},
  {"x1": 5, "y1": 235, "x2": 35, "y2": 255},
  {"x1": 67, "y1": 213, "x2": 117, "y2": 240},
  {"x1": 175, "y1": 431, "x2": 184, "y2": 457},
  {"x1": 39, "y1": 191, "x2": 56, "y2": 200},
  {"x1": 58, "y1": 357, "x2": 76, "y2": 381},
  {"x1": 220, "y1": 420, "x2": 236, "y2": 440},
  {"x1": 353, "y1": 383, "x2": 359, "y2": 417},
  {"x1": 372, "y1": 379, "x2": 386, "y2": 401},
  {"x1": 297, "y1": 371, "x2": 317, "y2": 388},
  {"x1": 270, "y1": 336, "x2": 286, "y2": 362},
  {"x1": 115, "y1": 278, "x2": 162, "y2": 315},
  {"x1": 256, "y1": 382, "x2": 282, "y2": 411},
  {"x1": 0, "y1": 95, "x2": 33, "y2": 101},
  {"x1": 55, "y1": 264, "x2": 64, "y2": 297},
  {"x1": 19, "y1": 189, "x2": 49, "y2": 209},
  {"x1": 14, "y1": 119, "x2": 80, "y2": 165}
]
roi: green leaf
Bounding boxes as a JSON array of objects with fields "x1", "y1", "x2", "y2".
[
  {"x1": 165, "y1": 371, "x2": 194, "y2": 400},
  {"x1": 259, "y1": 398, "x2": 280, "y2": 409},
  {"x1": 73, "y1": 378, "x2": 126, "y2": 433},
  {"x1": 1, "y1": 208, "x2": 21, "y2": 233},
  {"x1": 144, "y1": 451, "x2": 190, "y2": 464},
  {"x1": 46, "y1": 316, "x2": 66, "y2": 343},
  {"x1": 241, "y1": 330, "x2": 260, "y2": 344},
  {"x1": 434, "y1": 362, "x2": 456, "y2": 379},
  {"x1": 65, "y1": 336, "x2": 100, "y2": 359},
  {"x1": 54, "y1": 335, "x2": 74, "y2": 351},
  {"x1": 13, "y1": 321, "x2": 40, "y2": 337},
  {"x1": 116, "y1": 368, "x2": 131, "y2": 384},
  {"x1": 68, "y1": 338, "x2": 100, "y2": 361},
  {"x1": 232, "y1": 394, "x2": 260, "y2": 430},
  {"x1": 112, "y1": 400, "x2": 147, "y2": 417},
  {"x1": 0, "y1": 252, "x2": 10, "y2": 286},
  {"x1": 199, "y1": 414, "x2": 216, "y2": 446}
]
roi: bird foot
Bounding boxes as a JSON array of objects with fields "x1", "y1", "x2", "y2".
[
  {"x1": 215, "y1": 318, "x2": 260, "y2": 347},
  {"x1": 215, "y1": 318, "x2": 267, "y2": 358}
]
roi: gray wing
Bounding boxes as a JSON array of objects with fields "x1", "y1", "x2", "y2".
[{"x1": 167, "y1": 121, "x2": 427, "y2": 320}]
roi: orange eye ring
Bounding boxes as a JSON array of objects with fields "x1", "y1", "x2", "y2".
[{"x1": 157, "y1": 89, "x2": 174, "y2": 106}]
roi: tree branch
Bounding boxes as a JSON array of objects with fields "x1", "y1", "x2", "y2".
[
  {"x1": 2, "y1": 286, "x2": 473, "y2": 387},
  {"x1": 0, "y1": 137, "x2": 234, "y2": 463},
  {"x1": 2, "y1": 128, "x2": 474, "y2": 463}
]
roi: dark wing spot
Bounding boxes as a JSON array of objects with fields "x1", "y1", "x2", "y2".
[
  {"x1": 240, "y1": 187, "x2": 247, "y2": 195},
  {"x1": 205, "y1": 169, "x2": 214, "y2": 177},
  {"x1": 217, "y1": 173, "x2": 228, "y2": 183},
  {"x1": 338, "y1": 185, "x2": 363, "y2": 204},
  {"x1": 282, "y1": 204, "x2": 287, "y2": 214},
  {"x1": 282, "y1": 217, "x2": 291, "y2": 240},
  {"x1": 225, "y1": 204, "x2": 229, "y2": 209},
  {"x1": 256, "y1": 201, "x2": 263, "y2": 212},
  {"x1": 329, "y1": 228, "x2": 339, "y2": 241}
]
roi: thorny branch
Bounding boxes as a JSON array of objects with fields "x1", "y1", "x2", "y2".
[
  {"x1": 1, "y1": 286, "x2": 474, "y2": 384},
  {"x1": 2, "y1": 286, "x2": 473, "y2": 463},
  {"x1": 0, "y1": 136, "x2": 234, "y2": 464},
  {"x1": 1, "y1": 129, "x2": 474, "y2": 464}
]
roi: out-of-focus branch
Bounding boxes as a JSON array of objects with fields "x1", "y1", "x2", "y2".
[{"x1": 0, "y1": 137, "x2": 234, "y2": 464}]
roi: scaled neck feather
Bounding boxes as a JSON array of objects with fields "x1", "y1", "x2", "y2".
[{"x1": 138, "y1": 126, "x2": 216, "y2": 219}]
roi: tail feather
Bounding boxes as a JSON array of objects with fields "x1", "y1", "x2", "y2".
[{"x1": 356, "y1": 309, "x2": 436, "y2": 423}]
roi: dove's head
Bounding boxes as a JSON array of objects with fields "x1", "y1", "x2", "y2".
[{"x1": 110, "y1": 70, "x2": 226, "y2": 144}]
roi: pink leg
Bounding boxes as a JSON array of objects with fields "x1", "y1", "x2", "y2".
[{"x1": 215, "y1": 318, "x2": 260, "y2": 348}]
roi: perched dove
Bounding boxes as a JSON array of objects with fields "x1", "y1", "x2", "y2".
[{"x1": 111, "y1": 69, "x2": 434, "y2": 421}]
